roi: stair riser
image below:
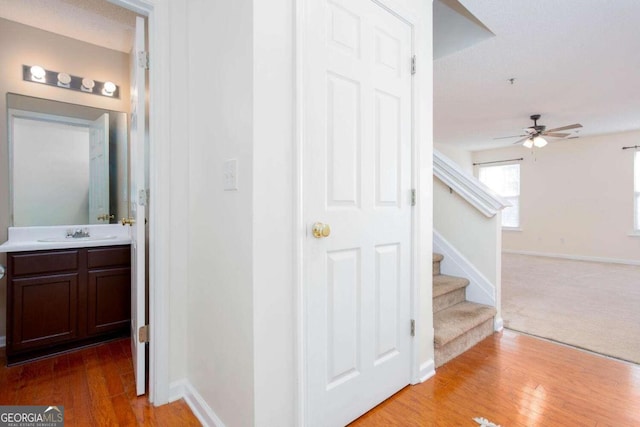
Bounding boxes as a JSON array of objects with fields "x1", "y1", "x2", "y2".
[
  {"x1": 433, "y1": 260, "x2": 441, "y2": 276},
  {"x1": 435, "y1": 318, "x2": 494, "y2": 368},
  {"x1": 433, "y1": 288, "x2": 465, "y2": 313}
]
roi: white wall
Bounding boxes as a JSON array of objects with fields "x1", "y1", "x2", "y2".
[
  {"x1": 186, "y1": 0, "x2": 255, "y2": 426},
  {"x1": 434, "y1": 143, "x2": 472, "y2": 173},
  {"x1": 472, "y1": 131, "x2": 640, "y2": 263},
  {"x1": 252, "y1": 0, "x2": 295, "y2": 424},
  {"x1": 433, "y1": 177, "x2": 499, "y2": 284}
]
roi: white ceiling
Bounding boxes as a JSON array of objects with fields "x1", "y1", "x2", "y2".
[
  {"x1": 435, "y1": 0, "x2": 640, "y2": 151},
  {"x1": 0, "y1": 0, "x2": 136, "y2": 53}
]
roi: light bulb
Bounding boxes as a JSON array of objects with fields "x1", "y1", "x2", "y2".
[
  {"x1": 82, "y1": 78, "x2": 95, "y2": 91},
  {"x1": 533, "y1": 136, "x2": 548, "y2": 148},
  {"x1": 30, "y1": 65, "x2": 46, "y2": 80},
  {"x1": 523, "y1": 139, "x2": 534, "y2": 149},
  {"x1": 57, "y1": 72, "x2": 71, "y2": 85},
  {"x1": 103, "y1": 81, "x2": 116, "y2": 95}
]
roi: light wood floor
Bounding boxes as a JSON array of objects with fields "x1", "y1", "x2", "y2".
[
  {"x1": 3, "y1": 330, "x2": 639, "y2": 426},
  {"x1": 0, "y1": 338, "x2": 200, "y2": 426},
  {"x1": 351, "y1": 329, "x2": 640, "y2": 426}
]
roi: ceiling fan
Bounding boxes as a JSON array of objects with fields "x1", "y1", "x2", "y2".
[{"x1": 495, "y1": 114, "x2": 583, "y2": 148}]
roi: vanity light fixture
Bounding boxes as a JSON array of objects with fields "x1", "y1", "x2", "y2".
[{"x1": 22, "y1": 64, "x2": 120, "y2": 99}]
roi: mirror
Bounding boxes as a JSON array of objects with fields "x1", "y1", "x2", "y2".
[{"x1": 7, "y1": 93, "x2": 128, "y2": 227}]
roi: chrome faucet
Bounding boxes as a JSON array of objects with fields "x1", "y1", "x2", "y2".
[{"x1": 66, "y1": 228, "x2": 90, "y2": 238}]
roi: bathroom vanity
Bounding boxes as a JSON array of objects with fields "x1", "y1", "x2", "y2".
[{"x1": 0, "y1": 225, "x2": 132, "y2": 364}]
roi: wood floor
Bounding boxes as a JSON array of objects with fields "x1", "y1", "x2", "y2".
[
  {"x1": 0, "y1": 338, "x2": 200, "y2": 426},
  {"x1": 2, "y1": 330, "x2": 639, "y2": 426},
  {"x1": 351, "y1": 329, "x2": 640, "y2": 426}
]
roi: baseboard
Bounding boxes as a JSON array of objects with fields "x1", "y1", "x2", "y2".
[
  {"x1": 169, "y1": 379, "x2": 187, "y2": 403},
  {"x1": 503, "y1": 250, "x2": 640, "y2": 266},
  {"x1": 0, "y1": 336, "x2": 5, "y2": 348},
  {"x1": 418, "y1": 359, "x2": 435, "y2": 383},
  {"x1": 169, "y1": 379, "x2": 226, "y2": 427},
  {"x1": 433, "y1": 230, "x2": 495, "y2": 306},
  {"x1": 494, "y1": 317, "x2": 504, "y2": 332}
]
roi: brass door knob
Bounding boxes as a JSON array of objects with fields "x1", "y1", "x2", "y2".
[
  {"x1": 312, "y1": 222, "x2": 331, "y2": 238},
  {"x1": 121, "y1": 217, "x2": 136, "y2": 226}
]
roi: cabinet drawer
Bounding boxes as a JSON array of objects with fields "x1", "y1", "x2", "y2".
[
  {"x1": 10, "y1": 250, "x2": 79, "y2": 276},
  {"x1": 87, "y1": 245, "x2": 131, "y2": 269}
]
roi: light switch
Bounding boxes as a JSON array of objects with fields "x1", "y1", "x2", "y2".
[{"x1": 224, "y1": 159, "x2": 238, "y2": 191}]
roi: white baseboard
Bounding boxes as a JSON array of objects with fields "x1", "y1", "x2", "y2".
[
  {"x1": 169, "y1": 379, "x2": 187, "y2": 403},
  {"x1": 503, "y1": 250, "x2": 640, "y2": 266},
  {"x1": 418, "y1": 360, "x2": 435, "y2": 383},
  {"x1": 433, "y1": 230, "x2": 496, "y2": 306},
  {"x1": 494, "y1": 317, "x2": 504, "y2": 332},
  {"x1": 0, "y1": 336, "x2": 5, "y2": 348},
  {"x1": 169, "y1": 379, "x2": 226, "y2": 427}
]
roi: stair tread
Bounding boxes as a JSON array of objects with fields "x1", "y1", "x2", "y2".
[
  {"x1": 434, "y1": 301, "x2": 497, "y2": 347},
  {"x1": 433, "y1": 274, "x2": 469, "y2": 298},
  {"x1": 433, "y1": 253, "x2": 444, "y2": 262}
]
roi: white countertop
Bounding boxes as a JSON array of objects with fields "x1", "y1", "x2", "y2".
[{"x1": 0, "y1": 224, "x2": 131, "y2": 253}]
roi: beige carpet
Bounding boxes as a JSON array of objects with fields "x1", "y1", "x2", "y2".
[{"x1": 502, "y1": 253, "x2": 640, "y2": 364}]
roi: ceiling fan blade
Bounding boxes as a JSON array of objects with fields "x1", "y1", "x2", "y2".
[
  {"x1": 494, "y1": 134, "x2": 527, "y2": 140},
  {"x1": 545, "y1": 123, "x2": 583, "y2": 132},
  {"x1": 543, "y1": 132, "x2": 570, "y2": 138},
  {"x1": 512, "y1": 136, "x2": 529, "y2": 145}
]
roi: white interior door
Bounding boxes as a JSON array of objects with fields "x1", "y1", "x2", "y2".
[
  {"x1": 89, "y1": 113, "x2": 110, "y2": 223},
  {"x1": 129, "y1": 15, "x2": 147, "y2": 397},
  {"x1": 303, "y1": 0, "x2": 414, "y2": 425}
]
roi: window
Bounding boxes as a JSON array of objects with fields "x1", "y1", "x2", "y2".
[
  {"x1": 479, "y1": 163, "x2": 520, "y2": 228},
  {"x1": 635, "y1": 152, "x2": 640, "y2": 231}
]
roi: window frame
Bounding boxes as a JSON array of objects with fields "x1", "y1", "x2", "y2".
[{"x1": 477, "y1": 162, "x2": 521, "y2": 230}]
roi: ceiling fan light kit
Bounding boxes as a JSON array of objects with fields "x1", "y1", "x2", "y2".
[{"x1": 495, "y1": 114, "x2": 583, "y2": 149}]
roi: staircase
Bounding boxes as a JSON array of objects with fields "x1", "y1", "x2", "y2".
[{"x1": 433, "y1": 253, "x2": 497, "y2": 367}]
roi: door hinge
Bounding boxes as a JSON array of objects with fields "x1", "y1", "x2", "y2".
[
  {"x1": 410, "y1": 319, "x2": 415, "y2": 337},
  {"x1": 138, "y1": 51, "x2": 149, "y2": 70},
  {"x1": 411, "y1": 189, "x2": 416, "y2": 206},
  {"x1": 411, "y1": 55, "x2": 416, "y2": 75},
  {"x1": 139, "y1": 325, "x2": 150, "y2": 343},
  {"x1": 138, "y1": 189, "x2": 149, "y2": 206}
]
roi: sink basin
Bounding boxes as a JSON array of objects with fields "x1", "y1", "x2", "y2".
[{"x1": 37, "y1": 235, "x2": 118, "y2": 243}]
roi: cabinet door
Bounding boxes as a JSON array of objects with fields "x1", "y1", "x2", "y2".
[
  {"x1": 87, "y1": 268, "x2": 131, "y2": 336},
  {"x1": 10, "y1": 273, "x2": 79, "y2": 352}
]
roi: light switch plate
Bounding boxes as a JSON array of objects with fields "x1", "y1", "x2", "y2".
[{"x1": 224, "y1": 159, "x2": 238, "y2": 191}]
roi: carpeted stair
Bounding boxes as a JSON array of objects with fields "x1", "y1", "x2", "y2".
[{"x1": 433, "y1": 252, "x2": 496, "y2": 367}]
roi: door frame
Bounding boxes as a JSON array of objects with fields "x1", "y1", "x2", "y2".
[
  {"x1": 294, "y1": 0, "x2": 423, "y2": 424},
  {"x1": 107, "y1": 0, "x2": 171, "y2": 405}
]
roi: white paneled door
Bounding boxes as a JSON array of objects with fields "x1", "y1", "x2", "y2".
[
  {"x1": 129, "y1": 15, "x2": 147, "y2": 397},
  {"x1": 303, "y1": 0, "x2": 414, "y2": 425}
]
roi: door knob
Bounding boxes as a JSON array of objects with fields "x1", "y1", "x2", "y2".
[
  {"x1": 121, "y1": 217, "x2": 136, "y2": 226},
  {"x1": 312, "y1": 222, "x2": 331, "y2": 238}
]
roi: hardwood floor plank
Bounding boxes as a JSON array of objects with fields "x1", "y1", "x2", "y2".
[
  {"x1": 351, "y1": 330, "x2": 640, "y2": 426},
  {"x1": 0, "y1": 338, "x2": 199, "y2": 426}
]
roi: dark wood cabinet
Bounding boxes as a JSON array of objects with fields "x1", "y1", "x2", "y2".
[{"x1": 6, "y1": 245, "x2": 130, "y2": 364}]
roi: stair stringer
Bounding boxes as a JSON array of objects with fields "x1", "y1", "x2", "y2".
[{"x1": 433, "y1": 230, "x2": 503, "y2": 331}]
